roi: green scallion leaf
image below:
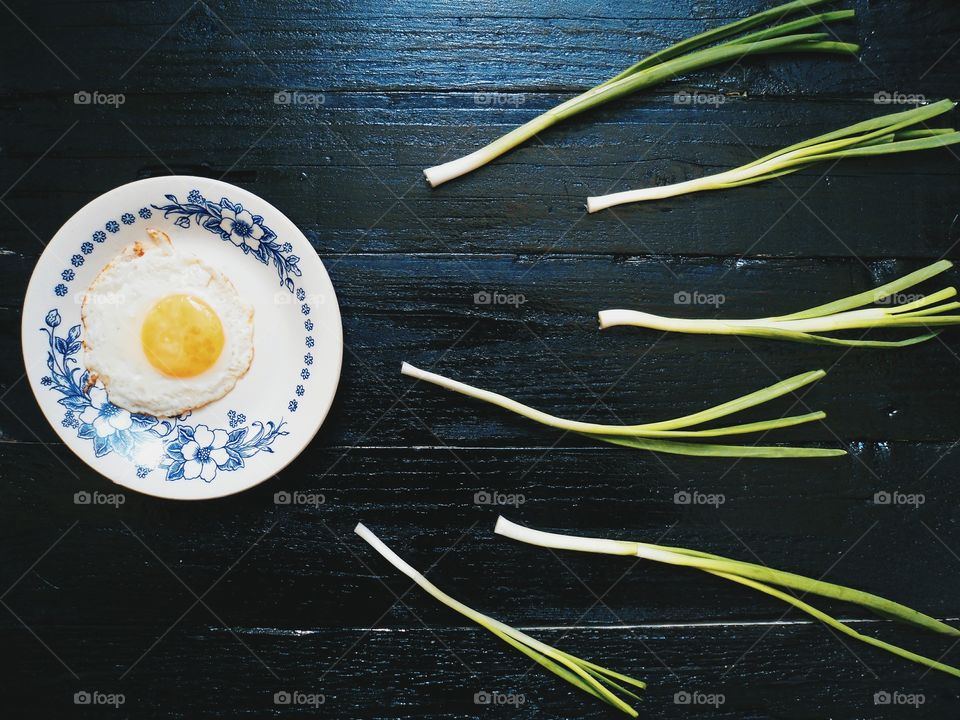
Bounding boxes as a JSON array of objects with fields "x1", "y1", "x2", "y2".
[
  {"x1": 355, "y1": 523, "x2": 646, "y2": 716},
  {"x1": 401, "y1": 362, "x2": 843, "y2": 458},
  {"x1": 495, "y1": 517, "x2": 960, "y2": 678},
  {"x1": 598, "y1": 260, "x2": 960, "y2": 347},
  {"x1": 587, "y1": 100, "x2": 959, "y2": 211},
  {"x1": 424, "y1": 0, "x2": 857, "y2": 186}
]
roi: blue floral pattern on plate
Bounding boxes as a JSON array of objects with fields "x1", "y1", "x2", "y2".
[
  {"x1": 39, "y1": 188, "x2": 317, "y2": 483},
  {"x1": 151, "y1": 191, "x2": 302, "y2": 293},
  {"x1": 41, "y1": 310, "x2": 287, "y2": 483}
]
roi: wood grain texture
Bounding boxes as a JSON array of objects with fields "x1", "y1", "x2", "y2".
[{"x1": 1, "y1": 0, "x2": 960, "y2": 718}]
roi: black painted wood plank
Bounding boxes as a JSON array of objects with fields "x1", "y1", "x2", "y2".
[
  {"x1": 2, "y1": 441, "x2": 958, "y2": 627},
  {"x1": 9, "y1": 255, "x2": 960, "y2": 445},
  {"x1": 1, "y1": 1, "x2": 957, "y2": 94},
  {"x1": 2, "y1": 97, "x2": 959, "y2": 258},
  {"x1": 1, "y1": 622, "x2": 957, "y2": 718}
]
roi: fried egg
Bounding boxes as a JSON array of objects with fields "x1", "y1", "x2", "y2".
[{"x1": 81, "y1": 229, "x2": 254, "y2": 417}]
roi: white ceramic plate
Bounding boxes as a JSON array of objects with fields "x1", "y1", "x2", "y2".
[{"x1": 22, "y1": 176, "x2": 342, "y2": 500}]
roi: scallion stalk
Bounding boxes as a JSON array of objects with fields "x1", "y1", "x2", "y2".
[
  {"x1": 401, "y1": 362, "x2": 844, "y2": 458},
  {"x1": 495, "y1": 517, "x2": 960, "y2": 678},
  {"x1": 355, "y1": 523, "x2": 646, "y2": 716},
  {"x1": 587, "y1": 99, "x2": 960, "y2": 211},
  {"x1": 424, "y1": 0, "x2": 858, "y2": 187},
  {"x1": 599, "y1": 260, "x2": 960, "y2": 347}
]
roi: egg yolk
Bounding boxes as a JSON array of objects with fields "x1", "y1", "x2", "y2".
[{"x1": 141, "y1": 294, "x2": 224, "y2": 378}]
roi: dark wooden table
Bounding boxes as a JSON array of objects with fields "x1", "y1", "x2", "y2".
[{"x1": 2, "y1": 1, "x2": 960, "y2": 717}]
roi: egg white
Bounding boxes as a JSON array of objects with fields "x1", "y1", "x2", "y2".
[{"x1": 81, "y1": 230, "x2": 254, "y2": 417}]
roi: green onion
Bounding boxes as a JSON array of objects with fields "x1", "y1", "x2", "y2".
[
  {"x1": 587, "y1": 99, "x2": 960, "y2": 211},
  {"x1": 423, "y1": 0, "x2": 858, "y2": 187},
  {"x1": 599, "y1": 260, "x2": 960, "y2": 347},
  {"x1": 401, "y1": 362, "x2": 844, "y2": 458},
  {"x1": 354, "y1": 523, "x2": 646, "y2": 716},
  {"x1": 495, "y1": 517, "x2": 960, "y2": 678}
]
